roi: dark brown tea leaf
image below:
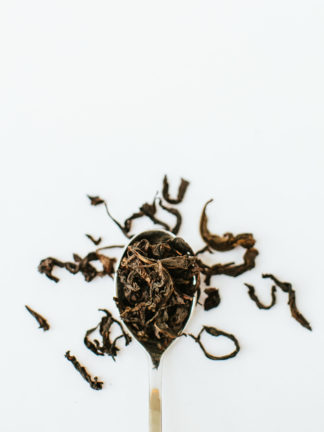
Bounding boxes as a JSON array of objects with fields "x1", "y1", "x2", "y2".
[
  {"x1": 200, "y1": 199, "x2": 256, "y2": 251},
  {"x1": 262, "y1": 274, "x2": 312, "y2": 331},
  {"x1": 87, "y1": 195, "x2": 105, "y2": 206},
  {"x1": 204, "y1": 288, "x2": 221, "y2": 311},
  {"x1": 201, "y1": 247, "x2": 259, "y2": 285},
  {"x1": 84, "y1": 309, "x2": 132, "y2": 360},
  {"x1": 85, "y1": 234, "x2": 102, "y2": 245},
  {"x1": 188, "y1": 326, "x2": 240, "y2": 360},
  {"x1": 65, "y1": 351, "x2": 103, "y2": 390},
  {"x1": 25, "y1": 305, "x2": 50, "y2": 331},
  {"x1": 158, "y1": 199, "x2": 182, "y2": 235},
  {"x1": 244, "y1": 283, "x2": 277, "y2": 310},
  {"x1": 162, "y1": 175, "x2": 189, "y2": 204},
  {"x1": 38, "y1": 257, "x2": 65, "y2": 282},
  {"x1": 38, "y1": 251, "x2": 116, "y2": 282}
]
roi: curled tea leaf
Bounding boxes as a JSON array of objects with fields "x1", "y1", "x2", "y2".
[
  {"x1": 262, "y1": 274, "x2": 312, "y2": 331},
  {"x1": 38, "y1": 251, "x2": 117, "y2": 282},
  {"x1": 188, "y1": 326, "x2": 240, "y2": 360},
  {"x1": 200, "y1": 199, "x2": 255, "y2": 251},
  {"x1": 38, "y1": 257, "x2": 65, "y2": 282},
  {"x1": 139, "y1": 199, "x2": 170, "y2": 231},
  {"x1": 244, "y1": 283, "x2": 276, "y2": 310},
  {"x1": 85, "y1": 234, "x2": 102, "y2": 245},
  {"x1": 162, "y1": 175, "x2": 189, "y2": 204},
  {"x1": 84, "y1": 309, "x2": 132, "y2": 360},
  {"x1": 158, "y1": 199, "x2": 182, "y2": 234},
  {"x1": 202, "y1": 247, "x2": 259, "y2": 284}
]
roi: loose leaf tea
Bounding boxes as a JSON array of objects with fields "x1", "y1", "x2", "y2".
[
  {"x1": 88, "y1": 192, "x2": 185, "y2": 239},
  {"x1": 85, "y1": 234, "x2": 102, "y2": 245},
  {"x1": 162, "y1": 175, "x2": 189, "y2": 204},
  {"x1": 115, "y1": 234, "x2": 200, "y2": 367},
  {"x1": 204, "y1": 288, "x2": 221, "y2": 311},
  {"x1": 65, "y1": 351, "x2": 103, "y2": 390},
  {"x1": 38, "y1": 250, "x2": 117, "y2": 282},
  {"x1": 32, "y1": 175, "x2": 311, "y2": 389},
  {"x1": 158, "y1": 199, "x2": 182, "y2": 235},
  {"x1": 262, "y1": 274, "x2": 312, "y2": 330},
  {"x1": 187, "y1": 326, "x2": 240, "y2": 360},
  {"x1": 200, "y1": 199, "x2": 256, "y2": 251},
  {"x1": 244, "y1": 283, "x2": 277, "y2": 310},
  {"x1": 38, "y1": 257, "x2": 65, "y2": 283},
  {"x1": 87, "y1": 195, "x2": 105, "y2": 206},
  {"x1": 25, "y1": 305, "x2": 50, "y2": 331},
  {"x1": 84, "y1": 309, "x2": 132, "y2": 360},
  {"x1": 201, "y1": 247, "x2": 259, "y2": 284}
]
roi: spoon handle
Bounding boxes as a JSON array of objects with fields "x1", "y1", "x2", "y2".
[{"x1": 149, "y1": 361, "x2": 162, "y2": 432}]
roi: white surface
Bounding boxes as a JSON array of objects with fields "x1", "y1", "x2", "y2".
[{"x1": 1, "y1": 1, "x2": 324, "y2": 431}]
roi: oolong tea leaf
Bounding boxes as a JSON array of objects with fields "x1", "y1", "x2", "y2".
[{"x1": 32, "y1": 175, "x2": 311, "y2": 390}]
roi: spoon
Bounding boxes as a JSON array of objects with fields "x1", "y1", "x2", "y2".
[{"x1": 115, "y1": 229, "x2": 198, "y2": 432}]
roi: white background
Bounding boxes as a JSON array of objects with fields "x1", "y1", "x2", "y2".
[{"x1": 1, "y1": 1, "x2": 324, "y2": 431}]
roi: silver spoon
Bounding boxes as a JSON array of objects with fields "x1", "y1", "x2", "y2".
[{"x1": 115, "y1": 229, "x2": 198, "y2": 432}]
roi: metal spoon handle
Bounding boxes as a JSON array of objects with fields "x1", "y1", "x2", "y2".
[{"x1": 149, "y1": 360, "x2": 162, "y2": 432}]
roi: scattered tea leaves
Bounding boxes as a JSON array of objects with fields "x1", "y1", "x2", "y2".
[
  {"x1": 85, "y1": 234, "x2": 102, "y2": 245},
  {"x1": 33, "y1": 175, "x2": 311, "y2": 390},
  {"x1": 84, "y1": 309, "x2": 132, "y2": 360},
  {"x1": 25, "y1": 305, "x2": 50, "y2": 331},
  {"x1": 200, "y1": 199, "x2": 256, "y2": 251},
  {"x1": 158, "y1": 199, "x2": 182, "y2": 235},
  {"x1": 244, "y1": 283, "x2": 277, "y2": 310},
  {"x1": 262, "y1": 274, "x2": 312, "y2": 331},
  {"x1": 139, "y1": 198, "x2": 170, "y2": 231},
  {"x1": 188, "y1": 326, "x2": 240, "y2": 360},
  {"x1": 65, "y1": 351, "x2": 103, "y2": 390},
  {"x1": 87, "y1": 195, "x2": 105, "y2": 206},
  {"x1": 201, "y1": 247, "x2": 259, "y2": 284},
  {"x1": 204, "y1": 288, "x2": 221, "y2": 311},
  {"x1": 162, "y1": 175, "x2": 189, "y2": 204},
  {"x1": 38, "y1": 251, "x2": 116, "y2": 282},
  {"x1": 38, "y1": 257, "x2": 65, "y2": 283}
]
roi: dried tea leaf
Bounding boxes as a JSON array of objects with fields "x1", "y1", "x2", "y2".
[
  {"x1": 33, "y1": 175, "x2": 312, "y2": 392},
  {"x1": 38, "y1": 257, "x2": 65, "y2": 282},
  {"x1": 262, "y1": 274, "x2": 312, "y2": 331},
  {"x1": 97, "y1": 254, "x2": 116, "y2": 278},
  {"x1": 204, "y1": 288, "x2": 221, "y2": 311},
  {"x1": 158, "y1": 199, "x2": 182, "y2": 234},
  {"x1": 25, "y1": 305, "x2": 50, "y2": 331},
  {"x1": 162, "y1": 175, "x2": 189, "y2": 204},
  {"x1": 84, "y1": 309, "x2": 132, "y2": 360},
  {"x1": 85, "y1": 234, "x2": 102, "y2": 245},
  {"x1": 188, "y1": 325, "x2": 240, "y2": 360},
  {"x1": 201, "y1": 247, "x2": 259, "y2": 284},
  {"x1": 88, "y1": 195, "x2": 130, "y2": 237},
  {"x1": 87, "y1": 195, "x2": 105, "y2": 206},
  {"x1": 195, "y1": 245, "x2": 213, "y2": 255},
  {"x1": 65, "y1": 351, "x2": 103, "y2": 390},
  {"x1": 244, "y1": 283, "x2": 277, "y2": 309},
  {"x1": 139, "y1": 199, "x2": 170, "y2": 231},
  {"x1": 200, "y1": 199, "x2": 255, "y2": 251},
  {"x1": 38, "y1": 251, "x2": 117, "y2": 282}
]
